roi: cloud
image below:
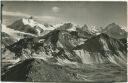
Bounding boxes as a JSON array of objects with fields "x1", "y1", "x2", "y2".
[
  {"x1": 52, "y1": 6, "x2": 60, "y2": 13},
  {"x1": 2, "y1": 11, "x2": 30, "y2": 17},
  {"x1": 35, "y1": 16, "x2": 56, "y2": 22},
  {"x1": 37, "y1": 16, "x2": 56, "y2": 20},
  {"x1": 35, "y1": 16, "x2": 62, "y2": 24},
  {"x1": 2, "y1": 11, "x2": 57, "y2": 22},
  {"x1": 2, "y1": 11, "x2": 65, "y2": 25}
]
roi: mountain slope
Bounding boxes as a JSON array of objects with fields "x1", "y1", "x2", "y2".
[
  {"x1": 2, "y1": 58, "x2": 126, "y2": 82},
  {"x1": 74, "y1": 33, "x2": 127, "y2": 66}
]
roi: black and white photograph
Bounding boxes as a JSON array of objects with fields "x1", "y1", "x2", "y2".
[{"x1": 1, "y1": 1, "x2": 127, "y2": 82}]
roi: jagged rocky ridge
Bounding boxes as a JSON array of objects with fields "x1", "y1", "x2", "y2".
[
  {"x1": 3, "y1": 29, "x2": 127, "y2": 67},
  {"x1": 5, "y1": 30, "x2": 83, "y2": 63}
]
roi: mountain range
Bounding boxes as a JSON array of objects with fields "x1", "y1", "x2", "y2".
[{"x1": 1, "y1": 17, "x2": 127, "y2": 82}]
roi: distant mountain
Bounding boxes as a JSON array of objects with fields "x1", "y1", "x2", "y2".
[
  {"x1": 56, "y1": 23, "x2": 93, "y2": 39},
  {"x1": 103, "y1": 23, "x2": 127, "y2": 39},
  {"x1": 56, "y1": 23, "x2": 76, "y2": 31},
  {"x1": 80, "y1": 23, "x2": 127, "y2": 38},
  {"x1": 7, "y1": 17, "x2": 55, "y2": 35},
  {"x1": 80, "y1": 24, "x2": 103, "y2": 35}
]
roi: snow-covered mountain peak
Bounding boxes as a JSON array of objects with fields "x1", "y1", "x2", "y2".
[
  {"x1": 22, "y1": 17, "x2": 55, "y2": 31},
  {"x1": 7, "y1": 17, "x2": 56, "y2": 36},
  {"x1": 22, "y1": 18, "x2": 36, "y2": 27},
  {"x1": 121, "y1": 27, "x2": 128, "y2": 32},
  {"x1": 87, "y1": 26, "x2": 101, "y2": 35}
]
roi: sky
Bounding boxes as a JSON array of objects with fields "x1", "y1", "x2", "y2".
[{"x1": 1, "y1": 1, "x2": 127, "y2": 28}]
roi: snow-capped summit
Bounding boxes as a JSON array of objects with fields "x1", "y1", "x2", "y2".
[
  {"x1": 22, "y1": 17, "x2": 55, "y2": 30},
  {"x1": 2, "y1": 24, "x2": 36, "y2": 40},
  {"x1": 22, "y1": 17, "x2": 36, "y2": 27},
  {"x1": 121, "y1": 27, "x2": 128, "y2": 32},
  {"x1": 89, "y1": 26, "x2": 101, "y2": 35},
  {"x1": 54, "y1": 23, "x2": 64, "y2": 28},
  {"x1": 80, "y1": 24, "x2": 102, "y2": 35},
  {"x1": 8, "y1": 17, "x2": 55, "y2": 36}
]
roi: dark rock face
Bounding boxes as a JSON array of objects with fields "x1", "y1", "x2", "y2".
[
  {"x1": 2, "y1": 59, "x2": 33, "y2": 81},
  {"x1": 57, "y1": 23, "x2": 73, "y2": 30},
  {"x1": 76, "y1": 27, "x2": 93, "y2": 39}
]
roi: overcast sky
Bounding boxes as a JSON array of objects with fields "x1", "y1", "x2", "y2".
[{"x1": 2, "y1": 1, "x2": 127, "y2": 28}]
